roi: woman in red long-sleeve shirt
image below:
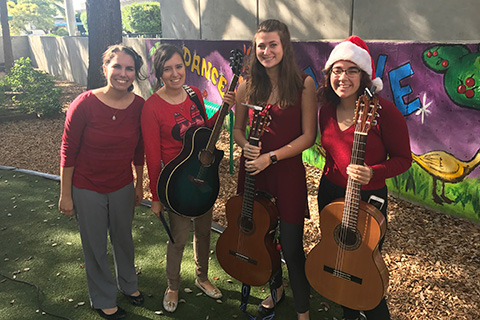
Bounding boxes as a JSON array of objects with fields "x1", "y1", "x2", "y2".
[
  {"x1": 141, "y1": 44, "x2": 235, "y2": 313},
  {"x1": 59, "y1": 45, "x2": 146, "y2": 320},
  {"x1": 316, "y1": 36, "x2": 412, "y2": 320}
]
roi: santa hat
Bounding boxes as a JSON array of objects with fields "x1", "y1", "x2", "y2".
[{"x1": 325, "y1": 35, "x2": 383, "y2": 92}]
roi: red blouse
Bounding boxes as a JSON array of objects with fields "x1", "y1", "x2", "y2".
[
  {"x1": 60, "y1": 91, "x2": 145, "y2": 193},
  {"x1": 319, "y1": 96, "x2": 412, "y2": 190},
  {"x1": 141, "y1": 86, "x2": 218, "y2": 201}
]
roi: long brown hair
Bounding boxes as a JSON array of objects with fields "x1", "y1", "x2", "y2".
[
  {"x1": 102, "y1": 44, "x2": 146, "y2": 92},
  {"x1": 245, "y1": 19, "x2": 304, "y2": 108},
  {"x1": 317, "y1": 66, "x2": 373, "y2": 106}
]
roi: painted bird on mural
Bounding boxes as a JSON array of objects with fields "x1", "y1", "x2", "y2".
[{"x1": 412, "y1": 149, "x2": 480, "y2": 204}]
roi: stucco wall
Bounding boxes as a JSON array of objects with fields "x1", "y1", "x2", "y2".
[
  {"x1": 28, "y1": 36, "x2": 88, "y2": 85},
  {"x1": 0, "y1": 36, "x2": 30, "y2": 64},
  {"x1": 159, "y1": 0, "x2": 480, "y2": 41}
]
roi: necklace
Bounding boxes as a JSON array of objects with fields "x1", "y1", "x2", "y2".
[
  {"x1": 165, "y1": 90, "x2": 185, "y2": 111},
  {"x1": 112, "y1": 109, "x2": 119, "y2": 120}
]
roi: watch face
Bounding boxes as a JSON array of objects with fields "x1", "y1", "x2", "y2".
[{"x1": 270, "y1": 153, "x2": 278, "y2": 164}]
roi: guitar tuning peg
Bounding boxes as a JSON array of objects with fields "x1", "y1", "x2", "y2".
[{"x1": 376, "y1": 104, "x2": 382, "y2": 109}]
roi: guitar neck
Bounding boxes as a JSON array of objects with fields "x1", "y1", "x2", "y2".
[
  {"x1": 241, "y1": 136, "x2": 260, "y2": 220},
  {"x1": 343, "y1": 131, "x2": 368, "y2": 228},
  {"x1": 205, "y1": 74, "x2": 239, "y2": 152}
]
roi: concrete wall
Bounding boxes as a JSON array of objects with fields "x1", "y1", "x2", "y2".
[
  {"x1": 159, "y1": 0, "x2": 480, "y2": 41},
  {"x1": 28, "y1": 36, "x2": 88, "y2": 85},
  {"x1": 0, "y1": 36, "x2": 30, "y2": 64}
]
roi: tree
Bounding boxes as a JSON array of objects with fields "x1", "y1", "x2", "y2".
[
  {"x1": 122, "y1": 2, "x2": 161, "y2": 36},
  {"x1": 79, "y1": 11, "x2": 87, "y2": 33},
  {"x1": 86, "y1": 0, "x2": 122, "y2": 90},
  {"x1": 0, "y1": 0, "x2": 14, "y2": 72},
  {"x1": 7, "y1": 0, "x2": 59, "y2": 35}
]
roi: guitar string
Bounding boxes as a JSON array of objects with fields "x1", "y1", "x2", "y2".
[
  {"x1": 335, "y1": 98, "x2": 373, "y2": 277},
  {"x1": 335, "y1": 119, "x2": 363, "y2": 276}
]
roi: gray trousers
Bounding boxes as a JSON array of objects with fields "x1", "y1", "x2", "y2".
[
  {"x1": 166, "y1": 209, "x2": 213, "y2": 290},
  {"x1": 73, "y1": 182, "x2": 138, "y2": 309}
]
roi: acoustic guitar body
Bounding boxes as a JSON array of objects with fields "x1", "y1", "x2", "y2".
[
  {"x1": 216, "y1": 193, "x2": 281, "y2": 286},
  {"x1": 158, "y1": 126, "x2": 223, "y2": 217},
  {"x1": 305, "y1": 200, "x2": 389, "y2": 311}
]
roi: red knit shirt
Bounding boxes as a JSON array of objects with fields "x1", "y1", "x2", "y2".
[
  {"x1": 141, "y1": 86, "x2": 218, "y2": 201},
  {"x1": 60, "y1": 91, "x2": 145, "y2": 193},
  {"x1": 319, "y1": 96, "x2": 412, "y2": 190}
]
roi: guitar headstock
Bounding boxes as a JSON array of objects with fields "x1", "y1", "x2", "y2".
[
  {"x1": 243, "y1": 104, "x2": 271, "y2": 140},
  {"x1": 354, "y1": 87, "x2": 381, "y2": 134},
  {"x1": 229, "y1": 49, "x2": 245, "y2": 77}
]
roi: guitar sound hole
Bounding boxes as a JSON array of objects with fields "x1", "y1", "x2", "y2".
[
  {"x1": 239, "y1": 216, "x2": 255, "y2": 235},
  {"x1": 198, "y1": 149, "x2": 214, "y2": 167},
  {"x1": 334, "y1": 225, "x2": 361, "y2": 250}
]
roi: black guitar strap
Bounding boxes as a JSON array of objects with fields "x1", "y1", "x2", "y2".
[{"x1": 183, "y1": 85, "x2": 207, "y2": 122}]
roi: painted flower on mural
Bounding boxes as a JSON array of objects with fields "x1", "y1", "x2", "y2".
[
  {"x1": 423, "y1": 45, "x2": 480, "y2": 110},
  {"x1": 415, "y1": 92, "x2": 432, "y2": 124}
]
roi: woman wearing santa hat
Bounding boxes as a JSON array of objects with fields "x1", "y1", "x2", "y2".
[{"x1": 316, "y1": 36, "x2": 412, "y2": 319}]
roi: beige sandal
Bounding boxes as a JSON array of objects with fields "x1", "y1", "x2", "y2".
[
  {"x1": 195, "y1": 278, "x2": 222, "y2": 299},
  {"x1": 163, "y1": 288, "x2": 178, "y2": 312}
]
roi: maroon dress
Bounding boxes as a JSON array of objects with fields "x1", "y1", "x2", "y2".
[{"x1": 237, "y1": 89, "x2": 307, "y2": 226}]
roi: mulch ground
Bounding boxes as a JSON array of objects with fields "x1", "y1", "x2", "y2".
[{"x1": 0, "y1": 80, "x2": 479, "y2": 319}]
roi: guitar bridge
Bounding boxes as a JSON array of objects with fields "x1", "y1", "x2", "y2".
[
  {"x1": 228, "y1": 250, "x2": 258, "y2": 265},
  {"x1": 323, "y1": 265, "x2": 362, "y2": 284},
  {"x1": 188, "y1": 175, "x2": 206, "y2": 186}
]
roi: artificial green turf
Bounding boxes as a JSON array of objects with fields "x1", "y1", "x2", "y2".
[{"x1": 0, "y1": 169, "x2": 342, "y2": 319}]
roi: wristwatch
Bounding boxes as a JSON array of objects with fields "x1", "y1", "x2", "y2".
[{"x1": 269, "y1": 151, "x2": 278, "y2": 164}]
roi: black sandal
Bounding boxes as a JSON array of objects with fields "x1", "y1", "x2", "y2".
[
  {"x1": 95, "y1": 306, "x2": 127, "y2": 320},
  {"x1": 257, "y1": 291, "x2": 285, "y2": 318},
  {"x1": 123, "y1": 291, "x2": 145, "y2": 306}
]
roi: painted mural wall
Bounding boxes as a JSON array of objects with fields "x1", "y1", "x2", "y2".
[{"x1": 145, "y1": 39, "x2": 480, "y2": 222}]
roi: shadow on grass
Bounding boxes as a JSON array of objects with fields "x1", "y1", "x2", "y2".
[{"x1": 0, "y1": 168, "x2": 341, "y2": 319}]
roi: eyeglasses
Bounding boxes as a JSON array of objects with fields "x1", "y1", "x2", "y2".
[{"x1": 331, "y1": 67, "x2": 361, "y2": 77}]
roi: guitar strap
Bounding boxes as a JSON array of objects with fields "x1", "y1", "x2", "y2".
[{"x1": 183, "y1": 85, "x2": 207, "y2": 122}]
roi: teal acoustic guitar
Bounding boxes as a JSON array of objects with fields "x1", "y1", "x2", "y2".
[{"x1": 157, "y1": 49, "x2": 244, "y2": 217}]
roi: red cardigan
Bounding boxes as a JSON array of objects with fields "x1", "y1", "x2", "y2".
[
  {"x1": 319, "y1": 96, "x2": 412, "y2": 190},
  {"x1": 60, "y1": 91, "x2": 145, "y2": 193},
  {"x1": 141, "y1": 86, "x2": 218, "y2": 201}
]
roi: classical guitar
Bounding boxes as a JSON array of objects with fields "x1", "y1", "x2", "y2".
[
  {"x1": 216, "y1": 104, "x2": 281, "y2": 286},
  {"x1": 305, "y1": 88, "x2": 389, "y2": 311},
  {"x1": 157, "y1": 49, "x2": 244, "y2": 217}
]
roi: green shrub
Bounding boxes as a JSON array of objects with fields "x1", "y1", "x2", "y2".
[
  {"x1": 122, "y1": 2, "x2": 162, "y2": 35},
  {"x1": 53, "y1": 27, "x2": 69, "y2": 37},
  {"x1": 80, "y1": 11, "x2": 88, "y2": 34},
  {"x1": 4, "y1": 57, "x2": 62, "y2": 117}
]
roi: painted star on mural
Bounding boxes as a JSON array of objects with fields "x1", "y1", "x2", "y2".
[{"x1": 416, "y1": 92, "x2": 433, "y2": 124}]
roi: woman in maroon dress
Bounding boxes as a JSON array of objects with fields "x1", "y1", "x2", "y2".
[{"x1": 233, "y1": 19, "x2": 317, "y2": 320}]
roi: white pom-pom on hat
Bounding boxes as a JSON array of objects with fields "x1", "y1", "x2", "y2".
[{"x1": 325, "y1": 35, "x2": 383, "y2": 92}]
